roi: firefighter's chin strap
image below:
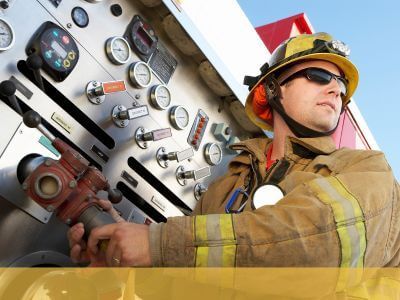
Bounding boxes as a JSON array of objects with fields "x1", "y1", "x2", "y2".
[{"x1": 265, "y1": 77, "x2": 340, "y2": 138}]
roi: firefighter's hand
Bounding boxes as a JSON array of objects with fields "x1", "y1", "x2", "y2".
[
  {"x1": 67, "y1": 199, "x2": 125, "y2": 266},
  {"x1": 87, "y1": 222, "x2": 152, "y2": 267}
]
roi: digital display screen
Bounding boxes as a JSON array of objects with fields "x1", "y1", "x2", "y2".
[
  {"x1": 137, "y1": 27, "x2": 153, "y2": 48},
  {"x1": 51, "y1": 40, "x2": 67, "y2": 59}
]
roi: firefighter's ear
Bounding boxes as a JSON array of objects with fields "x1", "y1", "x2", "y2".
[{"x1": 264, "y1": 76, "x2": 281, "y2": 101}]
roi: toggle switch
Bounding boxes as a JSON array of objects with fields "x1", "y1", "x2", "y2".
[
  {"x1": 135, "y1": 127, "x2": 172, "y2": 149},
  {"x1": 86, "y1": 80, "x2": 126, "y2": 104},
  {"x1": 0, "y1": 80, "x2": 23, "y2": 115},
  {"x1": 111, "y1": 104, "x2": 149, "y2": 128},
  {"x1": 26, "y1": 53, "x2": 46, "y2": 92},
  {"x1": 156, "y1": 147, "x2": 194, "y2": 168},
  {"x1": 175, "y1": 165, "x2": 211, "y2": 186},
  {"x1": 194, "y1": 183, "x2": 208, "y2": 201}
]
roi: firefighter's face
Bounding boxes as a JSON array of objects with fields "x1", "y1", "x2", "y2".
[{"x1": 278, "y1": 60, "x2": 343, "y2": 132}]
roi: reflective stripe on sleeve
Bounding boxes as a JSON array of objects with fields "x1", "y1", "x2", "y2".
[
  {"x1": 309, "y1": 176, "x2": 367, "y2": 268},
  {"x1": 194, "y1": 214, "x2": 237, "y2": 267}
]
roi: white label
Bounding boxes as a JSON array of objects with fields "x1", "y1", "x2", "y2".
[
  {"x1": 194, "y1": 166, "x2": 211, "y2": 180},
  {"x1": 152, "y1": 128, "x2": 172, "y2": 141},
  {"x1": 51, "y1": 112, "x2": 73, "y2": 134},
  {"x1": 127, "y1": 105, "x2": 149, "y2": 120},
  {"x1": 177, "y1": 147, "x2": 194, "y2": 162},
  {"x1": 151, "y1": 196, "x2": 166, "y2": 212}
]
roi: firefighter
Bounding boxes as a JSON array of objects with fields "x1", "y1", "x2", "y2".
[{"x1": 68, "y1": 32, "x2": 400, "y2": 268}]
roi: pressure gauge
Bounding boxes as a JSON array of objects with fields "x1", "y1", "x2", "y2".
[
  {"x1": 105, "y1": 37, "x2": 131, "y2": 65},
  {"x1": 0, "y1": 18, "x2": 15, "y2": 51},
  {"x1": 71, "y1": 7, "x2": 89, "y2": 28},
  {"x1": 129, "y1": 61, "x2": 152, "y2": 88},
  {"x1": 204, "y1": 143, "x2": 223, "y2": 166},
  {"x1": 150, "y1": 84, "x2": 171, "y2": 110},
  {"x1": 170, "y1": 105, "x2": 189, "y2": 130}
]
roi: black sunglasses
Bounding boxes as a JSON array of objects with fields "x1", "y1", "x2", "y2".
[{"x1": 279, "y1": 67, "x2": 348, "y2": 96}]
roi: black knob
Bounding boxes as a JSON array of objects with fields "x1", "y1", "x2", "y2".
[
  {"x1": 23, "y1": 110, "x2": 41, "y2": 128},
  {"x1": 26, "y1": 53, "x2": 45, "y2": 91},
  {"x1": 110, "y1": 4, "x2": 122, "y2": 17},
  {"x1": 0, "y1": 0, "x2": 10, "y2": 9},
  {"x1": 0, "y1": 80, "x2": 16, "y2": 97},
  {"x1": 107, "y1": 188, "x2": 123, "y2": 204},
  {"x1": 0, "y1": 80, "x2": 23, "y2": 115},
  {"x1": 26, "y1": 53, "x2": 43, "y2": 70}
]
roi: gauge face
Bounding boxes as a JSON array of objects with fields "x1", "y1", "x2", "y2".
[
  {"x1": 71, "y1": 7, "x2": 89, "y2": 28},
  {"x1": 170, "y1": 105, "x2": 189, "y2": 130},
  {"x1": 204, "y1": 143, "x2": 223, "y2": 166},
  {"x1": 150, "y1": 84, "x2": 171, "y2": 110},
  {"x1": 129, "y1": 61, "x2": 152, "y2": 88},
  {"x1": 0, "y1": 18, "x2": 15, "y2": 51},
  {"x1": 105, "y1": 37, "x2": 131, "y2": 65}
]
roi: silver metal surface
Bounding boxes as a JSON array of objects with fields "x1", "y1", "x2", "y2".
[
  {"x1": 112, "y1": 104, "x2": 128, "y2": 128},
  {"x1": 129, "y1": 61, "x2": 152, "y2": 88},
  {"x1": 204, "y1": 142, "x2": 223, "y2": 166},
  {"x1": 0, "y1": 17, "x2": 14, "y2": 51},
  {"x1": 156, "y1": 147, "x2": 169, "y2": 168},
  {"x1": 105, "y1": 36, "x2": 131, "y2": 65},
  {"x1": 194, "y1": 183, "x2": 207, "y2": 201},
  {"x1": 0, "y1": 0, "x2": 252, "y2": 267},
  {"x1": 175, "y1": 165, "x2": 187, "y2": 186},
  {"x1": 0, "y1": 123, "x2": 55, "y2": 223},
  {"x1": 86, "y1": 80, "x2": 105, "y2": 104},
  {"x1": 169, "y1": 105, "x2": 189, "y2": 130},
  {"x1": 150, "y1": 84, "x2": 171, "y2": 110}
]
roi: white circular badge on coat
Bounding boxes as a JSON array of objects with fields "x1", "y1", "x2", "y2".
[{"x1": 252, "y1": 184, "x2": 284, "y2": 209}]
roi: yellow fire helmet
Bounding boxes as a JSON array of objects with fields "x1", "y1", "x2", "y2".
[{"x1": 244, "y1": 32, "x2": 359, "y2": 131}]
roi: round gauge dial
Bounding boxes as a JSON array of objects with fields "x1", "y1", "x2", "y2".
[
  {"x1": 71, "y1": 7, "x2": 89, "y2": 28},
  {"x1": 0, "y1": 18, "x2": 15, "y2": 51},
  {"x1": 204, "y1": 143, "x2": 223, "y2": 166},
  {"x1": 105, "y1": 37, "x2": 131, "y2": 65},
  {"x1": 150, "y1": 84, "x2": 171, "y2": 110},
  {"x1": 170, "y1": 105, "x2": 189, "y2": 130},
  {"x1": 129, "y1": 61, "x2": 152, "y2": 88}
]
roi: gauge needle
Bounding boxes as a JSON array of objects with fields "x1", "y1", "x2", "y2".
[
  {"x1": 0, "y1": 33, "x2": 6, "y2": 35},
  {"x1": 113, "y1": 48, "x2": 123, "y2": 52}
]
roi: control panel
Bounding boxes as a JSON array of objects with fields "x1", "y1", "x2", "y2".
[{"x1": 0, "y1": 0, "x2": 260, "y2": 267}]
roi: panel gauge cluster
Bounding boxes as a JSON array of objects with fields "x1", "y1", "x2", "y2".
[{"x1": 0, "y1": 18, "x2": 15, "y2": 51}]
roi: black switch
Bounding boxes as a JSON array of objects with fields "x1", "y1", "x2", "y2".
[{"x1": 110, "y1": 4, "x2": 122, "y2": 17}]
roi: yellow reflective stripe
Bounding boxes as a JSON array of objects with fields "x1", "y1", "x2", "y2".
[
  {"x1": 220, "y1": 214, "x2": 236, "y2": 241},
  {"x1": 331, "y1": 177, "x2": 366, "y2": 269},
  {"x1": 195, "y1": 215, "x2": 207, "y2": 244},
  {"x1": 194, "y1": 214, "x2": 236, "y2": 267},
  {"x1": 196, "y1": 247, "x2": 209, "y2": 267},
  {"x1": 309, "y1": 177, "x2": 366, "y2": 269},
  {"x1": 222, "y1": 245, "x2": 236, "y2": 267},
  {"x1": 355, "y1": 222, "x2": 367, "y2": 268}
]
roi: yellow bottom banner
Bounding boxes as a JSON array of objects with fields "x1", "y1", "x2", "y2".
[{"x1": 0, "y1": 268, "x2": 399, "y2": 299}]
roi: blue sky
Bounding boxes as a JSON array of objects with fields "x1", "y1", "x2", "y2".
[{"x1": 237, "y1": 0, "x2": 400, "y2": 180}]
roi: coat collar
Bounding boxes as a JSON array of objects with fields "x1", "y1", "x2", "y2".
[{"x1": 230, "y1": 135, "x2": 336, "y2": 164}]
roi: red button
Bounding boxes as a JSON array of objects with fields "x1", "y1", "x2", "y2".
[
  {"x1": 201, "y1": 117, "x2": 206, "y2": 122},
  {"x1": 196, "y1": 129, "x2": 202, "y2": 134},
  {"x1": 62, "y1": 35, "x2": 70, "y2": 44},
  {"x1": 191, "y1": 140, "x2": 197, "y2": 145},
  {"x1": 194, "y1": 134, "x2": 199, "y2": 139},
  {"x1": 198, "y1": 123, "x2": 204, "y2": 129}
]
